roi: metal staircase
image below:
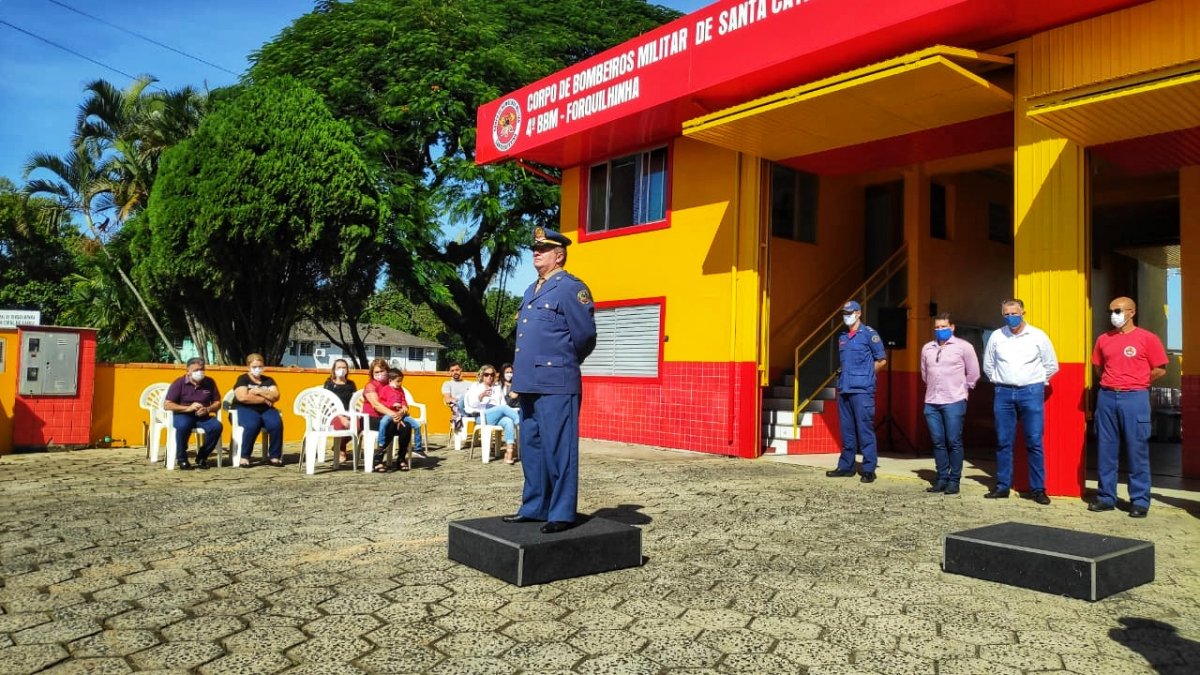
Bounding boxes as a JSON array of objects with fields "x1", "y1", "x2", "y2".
[{"x1": 762, "y1": 244, "x2": 909, "y2": 454}]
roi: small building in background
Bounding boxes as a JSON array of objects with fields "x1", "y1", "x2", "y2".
[{"x1": 281, "y1": 323, "x2": 442, "y2": 372}]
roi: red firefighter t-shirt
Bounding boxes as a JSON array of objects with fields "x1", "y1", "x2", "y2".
[{"x1": 1092, "y1": 327, "x2": 1168, "y2": 390}]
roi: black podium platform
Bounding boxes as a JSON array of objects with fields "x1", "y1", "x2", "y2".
[
  {"x1": 943, "y1": 522, "x2": 1154, "y2": 601},
  {"x1": 448, "y1": 515, "x2": 643, "y2": 586}
]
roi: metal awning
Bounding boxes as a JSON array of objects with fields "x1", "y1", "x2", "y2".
[
  {"x1": 1027, "y1": 64, "x2": 1200, "y2": 147},
  {"x1": 682, "y1": 46, "x2": 1013, "y2": 161}
]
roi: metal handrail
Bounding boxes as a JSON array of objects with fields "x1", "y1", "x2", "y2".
[
  {"x1": 770, "y1": 259, "x2": 864, "y2": 344},
  {"x1": 791, "y1": 244, "x2": 909, "y2": 436}
]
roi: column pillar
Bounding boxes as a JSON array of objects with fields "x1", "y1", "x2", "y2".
[
  {"x1": 1181, "y1": 166, "x2": 1200, "y2": 478},
  {"x1": 1013, "y1": 54, "x2": 1089, "y2": 497}
]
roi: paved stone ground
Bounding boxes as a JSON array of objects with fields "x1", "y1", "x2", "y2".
[{"x1": 1, "y1": 438, "x2": 1197, "y2": 674}]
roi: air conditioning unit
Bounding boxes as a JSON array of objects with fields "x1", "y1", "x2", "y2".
[
  {"x1": 389, "y1": 357, "x2": 404, "y2": 368},
  {"x1": 313, "y1": 348, "x2": 327, "y2": 358}
]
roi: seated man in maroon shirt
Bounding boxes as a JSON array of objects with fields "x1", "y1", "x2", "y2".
[{"x1": 164, "y1": 357, "x2": 223, "y2": 470}]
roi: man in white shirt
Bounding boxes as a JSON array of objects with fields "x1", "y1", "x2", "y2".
[{"x1": 982, "y1": 299, "x2": 1059, "y2": 504}]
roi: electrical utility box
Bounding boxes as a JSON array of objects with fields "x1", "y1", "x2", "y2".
[{"x1": 19, "y1": 330, "x2": 80, "y2": 396}]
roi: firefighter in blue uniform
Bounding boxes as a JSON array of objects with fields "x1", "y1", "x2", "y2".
[
  {"x1": 503, "y1": 227, "x2": 597, "y2": 534},
  {"x1": 826, "y1": 301, "x2": 887, "y2": 482}
]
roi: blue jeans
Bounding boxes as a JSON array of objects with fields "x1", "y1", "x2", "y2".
[
  {"x1": 836, "y1": 392, "x2": 877, "y2": 472},
  {"x1": 377, "y1": 415, "x2": 421, "y2": 451},
  {"x1": 993, "y1": 383, "x2": 1045, "y2": 491},
  {"x1": 1095, "y1": 389, "x2": 1152, "y2": 509},
  {"x1": 237, "y1": 407, "x2": 284, "y2": 460},
  {"x1": 924, "y1": 399, "x2": 967, "y2": 485},
  {"x1": 173, "y1": 413, "x2": 223, "y2": 465},
  {"x1": 484, "y1": 405, "x2": 521, "y2": 443}
]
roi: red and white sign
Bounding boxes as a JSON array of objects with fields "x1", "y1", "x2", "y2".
[{"x1": 475, "y1": 0, "x2": 1146, "y2": 167}]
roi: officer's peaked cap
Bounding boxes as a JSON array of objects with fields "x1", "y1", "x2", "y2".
[{"x1": 533, "y1": 226, "x2": 571, "y2": 248}]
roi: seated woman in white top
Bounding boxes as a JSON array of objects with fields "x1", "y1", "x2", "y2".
[{"x1": 464, "y1": 364, "x2": 520, "y2": 464}]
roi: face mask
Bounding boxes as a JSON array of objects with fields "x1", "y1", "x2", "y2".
[
  {"x1": 190, "y1": 370, "x2": 205, "y2": 382},
  {"x1": 1110, "y1": 312, "x2": 1127, "y2": 329},
  {"x1": 934, "y1": 328, "x2": 952, "y2": 343},
  {"x1": 334, "y1": 368, "x2": 347, "y2": 378},
  {"x1": 250, "y1": 366, "x2": 264, "y2": 377},
  {"x1": 504, "y1": 372, "x2": 513, "y2": 381},
  {"x1": 842, "y1": 313, "x2": 857, "y2": 327},
  {"x1": 374, "y1": 373, "x2": 388, "y2": 382},
  {"x1": 1004, "y1": 315, "x2": 1022, "y2": 329}
]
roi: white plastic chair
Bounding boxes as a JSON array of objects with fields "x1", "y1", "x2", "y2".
[
  {"x1": 293, "y1": 387, "x2": 358, "y2": 475},
  {"x1": 138, "y1": 383, "x2": 170, "y2": 463},
  {"x1": 462, "y1": 398, "x2": 506, "y2": 464},
  {"x1": 163, "y1": 403, "x2": 224, "y2": 471},
  {"x1": 401, "y1": 387, "x2": 429, "y2": 451},
  {"x1": 224, "y1": 390, "x2": 271, "y2": 467},
  {"x1": 348, "y1": 390, "x2": 411, "y2": 473}
]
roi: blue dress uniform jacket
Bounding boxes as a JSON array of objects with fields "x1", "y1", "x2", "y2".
[
  {"x1": 512, "y1": 271, "x2": 597, "y2": 394},
  {"x1": 510, "y1": 269, "x2": 597, "y2": 524},
  {"x1": 837, "y1": 325, "x2": 886, "y2": 393}
]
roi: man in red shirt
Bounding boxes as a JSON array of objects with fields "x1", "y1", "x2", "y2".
[{"x1": 1089, "y1": 296, "x2": 1168, "y2": 518}]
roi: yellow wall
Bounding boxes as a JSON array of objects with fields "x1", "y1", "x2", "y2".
[
  {"x1": 923, "y1": 170, "x2": 1016, "y2": 328},
  {"x1": 767, "y1": 174, "x2": 867, "y2": 370},
  {"x1": 1024, "y1": 0, "x2": 1200, "y2": 98},
  {"x1": 562, "y1": 137, "x2": 763, "y2": 364},
  {"x1": 1, "y1": 360, "x2": 453, "y2": 454},
  {"x1": 0, "y1": 329, "x2": 15, "y2": 454},
  {"x1": 95, "y1": 364, "x2": 453, "y2": 449}
]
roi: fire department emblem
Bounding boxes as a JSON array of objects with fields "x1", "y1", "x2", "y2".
[
  {"x1": 492, "y1": 98, "x2": 521, "y2": 152},
  {"x1": 1123, "y1": 346, "x2": 1137, "y2": 358}
]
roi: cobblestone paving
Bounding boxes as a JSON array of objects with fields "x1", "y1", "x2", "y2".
[{"x1": 1, "y1": 439, "x2": 1197, "y2": 674}]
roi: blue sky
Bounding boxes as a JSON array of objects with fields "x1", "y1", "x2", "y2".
[{"x1": 1, "y1": 0, "x2": 711, "y2": 294}]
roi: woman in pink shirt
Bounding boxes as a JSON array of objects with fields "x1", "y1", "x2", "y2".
[{"x1": 919, "y1": 313, "x2": 980, "y2": 495}]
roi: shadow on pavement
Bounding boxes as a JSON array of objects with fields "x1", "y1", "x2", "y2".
[
  {"x1": 589, "y1": 504, "x2": 652, "y2": 525},
  {"x1": 1151, "y1": 493, "x2": 1199, "y2": 518},
  {"x1": 1109, "y1": 617, "x2": 1200, "y2": 674}
]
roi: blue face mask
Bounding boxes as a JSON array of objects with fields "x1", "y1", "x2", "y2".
[
  {"x1": 934, "y1": 328, "x2": 952, "y2": 342},
  {"x1": 1004, "y1": 314, "x2": 1023, "y2": 329}
]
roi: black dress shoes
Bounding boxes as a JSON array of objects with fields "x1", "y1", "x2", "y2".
[
  {"x1": 859, "y1": 472, "x2": 876, "y2": 484},
  {"x1": 943, "y1": 483, "x2": 960, "y2": 495},
  {"x1": 177, "y1": 462, "x2": 192, "y2": 471},
  {"x1": 1087, "y1": 500, "x2": 1115, "y2": 512},
  {"x1": 825, "y1": 469, "x2": 855, "y2": 477},
  {"x1": 1128, "y1": 506, "x2": 1148, "y2": 518},
  {"x1": 501, "y1": 515, "x2": 539, "y2": 523},
  {"x1": 1031, "y1": 490, "x2": 1051, "y2": 505},
  {"x1": 984, "y1": 488, "x2": 1010, "y2": 499},
  {"x1": 540, "y1": 521, "x2": 573, "y2": 534},
  {"x1": 926, "y1": 482, "x2": 947, "y2": 493}
]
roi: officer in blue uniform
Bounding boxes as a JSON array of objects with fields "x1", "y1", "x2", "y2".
[
  {"x1": 826, "y1": 301, "x2": 887, "y2": 482},
  {"x1": 502, "y1": 227, "x2": 597, "y2": 534}
]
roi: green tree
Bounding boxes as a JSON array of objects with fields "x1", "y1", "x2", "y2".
[
  {"x1": 142, "y1": 78, "x2": 385, "y2": 365},
  {"x1": 0, "y1": 178, "x2": 76, "y2": 323},
  {"x1": 249, "y1": 0, "x2": 680, "y2": 365}
]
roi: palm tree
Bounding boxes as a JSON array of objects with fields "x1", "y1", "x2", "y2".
[{"x1": 23, "y1": 143, "x2": 181, "y2": 361}]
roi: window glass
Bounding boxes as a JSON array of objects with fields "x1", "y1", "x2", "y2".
[
  {"x1": 769, "y1": 164, "x2": 817, "y2": 243},
  {"x1": 930, "y1": 183, "x2": 947, "y2": 239},
  {"x1": 587, "y1": 147, "x2": 668, "y2": 233}
]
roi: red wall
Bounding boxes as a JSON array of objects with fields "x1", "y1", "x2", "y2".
[
  {"x1": 581, "y1": 361, "x2": 759, "y2": 457},
  {"x1": 12, "y1": 328, "x2": 96, "y2": 448}
]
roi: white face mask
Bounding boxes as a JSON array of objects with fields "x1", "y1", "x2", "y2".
[
  {"x1": 1110, "y1": 311, "x2": 1128, "y2": 329},
  {"x1": 504, "y1": 372, "x2": 513, "y2": 381},
  {"x1": 334, "y1": 368, "x2": 347, "y2": 378},
  {"x1": 250, "y1": 366, "x2": 264, "y2": 377},
  {"x1": 843, "y1": 313, "x2": 857, "y2": 327},
  {"x1": 190, "y1": 370, "x2": 205, "y2": 382}
]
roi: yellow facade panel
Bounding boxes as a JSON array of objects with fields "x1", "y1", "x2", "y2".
[
  {"x1": 1025, "y1": 0, "x2": 1200, "y2": 99},
  {"x1": 1027, "y1": 70, "x2": 1200, "y2": 146},
  {"x1": 683, "y1": 47, "x2": 1013, "y2": 161}
]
